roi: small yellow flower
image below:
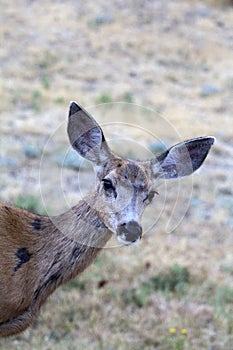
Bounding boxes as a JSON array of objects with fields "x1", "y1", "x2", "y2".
[
  {"x1": 181, "y1": 328, "x2": 187, "y2": 336},
  {"x1": 169, "y1": 327, "x2": 176, "y2": 334}
]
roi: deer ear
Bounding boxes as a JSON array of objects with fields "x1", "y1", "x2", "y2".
[
  {"x1": 151, "y1": 137, "x2": 215, "y2": 179},
  {"x1": 67, "y1": 102, "x2": 113, "y2": 164}
]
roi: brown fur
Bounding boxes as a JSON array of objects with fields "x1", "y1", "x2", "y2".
[{"x1": 0, "y1": 201, "x2": 111, "y2": 337}]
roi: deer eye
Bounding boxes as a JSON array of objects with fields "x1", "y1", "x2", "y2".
[{"x1": 102, "y1": 179, "x2": 114, "y2": 191}]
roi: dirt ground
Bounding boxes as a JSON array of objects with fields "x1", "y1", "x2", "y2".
[{"x1": 0, "y1": 0, "x2": 233, "y2": 349}]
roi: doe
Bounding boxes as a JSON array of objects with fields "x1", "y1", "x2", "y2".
[{"x1": 0, "y1": 102, "x2": 214, "y2": 337}]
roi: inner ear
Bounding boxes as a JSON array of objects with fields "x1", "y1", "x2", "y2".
[
  {"x1": 151, "y1": 136, "x2": 215, "y2": 179},
  {"x1": 67, "y1": 101, "x2": 113, "y2": 164},
  {"x1": 72, "y1": 126, "x2": 105, "y2": 160}
]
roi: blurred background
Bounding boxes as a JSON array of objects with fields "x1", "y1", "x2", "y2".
[{"x1": 0, "y1": 0, "x2": 233, "y2": 349}]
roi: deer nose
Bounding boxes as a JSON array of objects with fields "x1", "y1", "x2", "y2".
[{"x1": 117, "y1": 221, "x2": 142, "y2": 245}]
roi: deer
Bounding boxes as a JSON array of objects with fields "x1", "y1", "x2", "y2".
[{"x1": 0, "y1": 101, "x2": 215, "y2": 337}]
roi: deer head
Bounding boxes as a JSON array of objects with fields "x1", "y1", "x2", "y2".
[{"x1": 68, "y1": 102, "x2": 215, "y2": 246}]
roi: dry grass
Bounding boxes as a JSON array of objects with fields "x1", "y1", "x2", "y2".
[{"x1": 0, "y1": 0, "x2": 233, "y2": 349}]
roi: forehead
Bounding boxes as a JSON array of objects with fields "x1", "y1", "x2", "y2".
[{"x1": 102, "y1": 159, "x2": 149, "y2": 189}]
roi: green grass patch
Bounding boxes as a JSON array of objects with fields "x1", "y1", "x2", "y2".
[
  {"x1": 150, "y1": 264, "x2": 190, "y2": 293},
  {"x1": 15, "y1": 195, "x2": 45, "y2": 215},
  {"x1": 54, "y1": 96, "x2": 65, "y2": 105},
  {"x1": 122, "y1": 264, "x2": 191, "y2": 307},
  {"x1": 41, "y1": 74, "x2": 51, "y2": 90},
  {"x1": 215, "y1": 285, "x2": 233, "y2": 305},
  {"x1": 121, "y1": 285, "x2": 151, "y2": 308},
  {"x1": 96, "y1": 93, "x2": 113, "y2": 105},
  {"x1": 31, "y1": 89, "x2": 43, "y2": 112},
  {"x1": 121, "y1": 91, "x2": 134, "y2": 103},
  {"x1": 63, "y1": 278, "x2": 86, "y2": 291},
  {"x1": 212, "y1": 285, "x2": 233, "y2": 334}
]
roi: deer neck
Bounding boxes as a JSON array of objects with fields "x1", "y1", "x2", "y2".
[
  {"x1": 55, "y1": 196, "x2": 111, "y2": 249},
  {"x1": 31, "y1": 197, "x2": 112, "y2": 311},
  {"x1": 40, "y1": 196, "x2": 110, "y2": 273}
]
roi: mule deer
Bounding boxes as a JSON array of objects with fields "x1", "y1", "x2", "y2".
[{"x1": 0, "y1": 102, "x2": 214, "y2": 337}]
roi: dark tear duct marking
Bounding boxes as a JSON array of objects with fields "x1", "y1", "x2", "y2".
[
  {"x1": 31, "y1": 218, "x2": 41, "y2": 230},
  {"x1": 13, "y1": 248, "x2": 32, "y2": 273}
]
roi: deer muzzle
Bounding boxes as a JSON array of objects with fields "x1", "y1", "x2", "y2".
[{"x1": 117, "y1": 221, "x2": 142, "y2": 245}]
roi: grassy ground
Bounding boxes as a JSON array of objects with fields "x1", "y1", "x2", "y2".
[{"x1": 0, "y1": 0, "x2": 233, "y2": 349}]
